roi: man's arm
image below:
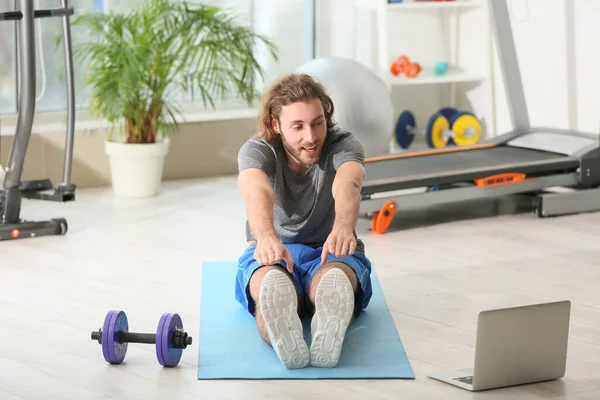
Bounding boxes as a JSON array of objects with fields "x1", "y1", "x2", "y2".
[
  {"x1": 238, "y1": 168, "x2": 295, "y2": 270},
  {"x1": 321, "y1": 160, "x2": 365, "y2": 264},
  {"x1": 331, "y1": 160, "x2": 365, "y2": 231},
  {"x1": 238, "y1": 168, "x2": 277, "y2": 241}
]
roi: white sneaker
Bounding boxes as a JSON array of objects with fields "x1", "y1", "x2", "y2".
[
  {"x1": 259, "y1": 269, "x2": 309, "y2": 369},
  {"x1": 310, "y1": 268, "x2": 355, "y2": 367}
]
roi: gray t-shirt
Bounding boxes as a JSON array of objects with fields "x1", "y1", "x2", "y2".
[{"x1": 237, "y1": 126, "x2": 366, "y2": 254}]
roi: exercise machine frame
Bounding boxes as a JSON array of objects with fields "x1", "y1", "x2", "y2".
[
  {"x1": 0, "y1": 0, "x2": 76, "y2": 241},
  {"x1": 360, "y1": 0, "x2": 600, "y2": 233}
]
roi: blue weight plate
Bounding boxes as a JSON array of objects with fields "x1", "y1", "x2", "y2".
[
  {"x1": 156, "y1": 313, "x2": 167, "y2": 366},
  {"x1": 448, "y1": 110, "x2": 475, "y2": 126},
  {"x1": 100, "y1": 310, "x2": 114, "y2": 364},
  {"x1": 438, "y1": 107, "x2": 457, "y2": 121},
  {"x1": 102, "y1": 310, "x2": 128, "y2": 364},
  {"x1": 395, "y1": 110, "x2": 416, "y2": 149},
  {"x1": 156, "y1": 313, "x2": 184, "y2": 367}
]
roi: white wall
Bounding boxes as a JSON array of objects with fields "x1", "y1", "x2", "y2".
[
  {"x1": 253, "y1": 0, "x2": 307, "y2": 89},
  {"x1": 570, "y1": 0, "x2": 600, "y2": 133},
  {"x1": 255, "y1": 0, "x2": 600, "y2": 139},
  {"x1": 491, "y1": 0, "x2": 600, "y2": 135}
]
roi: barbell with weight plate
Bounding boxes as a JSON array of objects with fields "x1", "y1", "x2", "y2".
[
  {"x1": 395, "y1": 108, "x2": 482, "y2": 149},
  {"x1": 91, "y1": 309, "x2": 192, "y2": 367}
]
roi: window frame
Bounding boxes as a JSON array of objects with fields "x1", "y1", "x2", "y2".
[{"x1": 0, "y1": 0, "x2": 258, "y2": 133}]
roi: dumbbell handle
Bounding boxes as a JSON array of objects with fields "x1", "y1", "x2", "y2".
[
  {"x1": 121, "y1": 332, "x2": 157, "y2": 344},
  {"x1": 91, "y1": 329, "x2": 192, "y2": 348},
  {"x1": 406, "y1": 124, "x2": 477, "y2": 139},
  {"x1": 406, "y1": 124, "x2": 454, "y2": 139}
]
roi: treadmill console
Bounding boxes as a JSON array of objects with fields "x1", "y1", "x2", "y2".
[{"x1": 507, "y1": 131, "x2": 596, "y2": 156}]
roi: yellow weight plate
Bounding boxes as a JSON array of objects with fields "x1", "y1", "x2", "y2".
[
  {"x1": 452, "y1": 114, "x2": 481, "y2": 146},
  {"x1": 426, "y1": 113, "x2": 450, "y2": 148}
]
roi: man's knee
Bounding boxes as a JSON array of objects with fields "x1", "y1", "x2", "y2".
[
  {"x1": 249, "y1": 265, "x2": 301, "y2": 344},
  {"x1": 248, "y1": 265, "x2": 289, "y2": 303},
  {"x1": 308, "y1": 262, "x2": 359, "y2": 302}
]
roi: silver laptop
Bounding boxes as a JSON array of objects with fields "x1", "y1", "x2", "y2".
[{"x1": 429, "y1": 300, "x2": 571, "y2": 392}]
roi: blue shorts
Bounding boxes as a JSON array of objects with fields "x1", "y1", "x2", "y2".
[{"x1": 235, "y1": 243, "x2": 373, "y2": 319}]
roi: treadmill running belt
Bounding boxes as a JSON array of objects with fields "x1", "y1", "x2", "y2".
[{"x1": 363, "y1": 146, "x2": 579, "y2": 194}]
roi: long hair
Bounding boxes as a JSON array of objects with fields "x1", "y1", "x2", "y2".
[{"x1": 256, "y1": 73, "x2": 336, "y2": 144}]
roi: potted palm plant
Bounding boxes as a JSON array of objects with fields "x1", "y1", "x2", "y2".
[{"x1": 70, "y1": 0, "x2": 277, "y2": 197}]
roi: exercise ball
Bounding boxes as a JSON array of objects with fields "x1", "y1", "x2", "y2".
[{"x1": 295, "y1": 57, "x2": 394, "y2": 158}]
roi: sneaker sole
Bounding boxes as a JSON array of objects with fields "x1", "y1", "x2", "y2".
[
  {"x1": 310, "y1": 268, "x2": 354, "y2": 367},
  {"x1": 259, "y1": 269, "x2": 309, "y2": 369}
]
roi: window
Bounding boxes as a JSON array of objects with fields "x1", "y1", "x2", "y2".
[
  {"x1": 0, "y1": 0, "x2": 255, "y2": 118},
  {"x1": 0, "y1": 0, "x2": 18, "y2": 115}
]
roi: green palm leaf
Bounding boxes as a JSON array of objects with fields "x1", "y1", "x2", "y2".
[{"x1": 69, "y1": 0, "x2": 278, "y2": 143}]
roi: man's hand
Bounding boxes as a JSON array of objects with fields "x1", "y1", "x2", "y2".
[
  {"x1": 321, "y1": 223, "x2": 356, "y2": 266},
  {"x1": 255, "y1": 234, "x2": 295, "y2": 273}
]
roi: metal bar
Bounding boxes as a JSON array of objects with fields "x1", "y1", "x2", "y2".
[
  {"x1": 360, "y1": 173, "x2": 580, "y2": 215},
  {"x1": 564, "y1": 0, "x2": 577, "y2": 130},
  {"x1": 60, "y1": 0, "x2": 75, "y2": 187},
  {"x1": 0, "y1": 7, "x2": 74, "y2": 21},
  {"x1": 488, "y1": 0, "x2": 530, "y2": 131},
  {"x1": 0, "y1": 11, "x2": 22, "y2": 21},
  {"x1": 2, "y1": 0, "x2": 35, "y2": 222},
  {"x1": 0, "y1": 218, "x2": 67, "y2": 241},
  {"x1": 4, "y1": 0, "x2": 35, "y2": 191},
  {"x1": 13, "y1": 0, "x2": 20, "y2": 116},
  {"x1": 119, "y1": 332, "x2": 156, "y2": 345},
  {"x1": 536, "y1": 186, "x2": 600, "y2": 218},
  {"x1": 34, "y1": 7, "x2": 74, "y2": 18},
  {"x1": 303, "y1": 0, "x2": 316, "y2": 62}
]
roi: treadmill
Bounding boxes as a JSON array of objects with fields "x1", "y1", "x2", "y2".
[{"x1": 361, "y1": 0, "x2": 600, "y2": 234}]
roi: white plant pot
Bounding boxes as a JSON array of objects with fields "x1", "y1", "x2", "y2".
[{"x1": 104, "y1": 138, "x2": 170, "y2": 197}]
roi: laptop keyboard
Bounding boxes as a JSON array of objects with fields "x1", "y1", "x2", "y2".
[{"x1": 453, "y1": 376, "x2": 473, "y2": 385}]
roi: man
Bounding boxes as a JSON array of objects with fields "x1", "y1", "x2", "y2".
[{"x1": 235, "y1": 73, "x2": 373, "y2": 370}]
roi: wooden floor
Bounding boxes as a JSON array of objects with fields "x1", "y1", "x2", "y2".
[{"x1": 2, "y1": 175, "x2": 600, "y2": 399}]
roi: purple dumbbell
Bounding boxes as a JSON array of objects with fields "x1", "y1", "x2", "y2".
[{"x1": 91, "y1": 310, "x2": 192, "y2": 367}]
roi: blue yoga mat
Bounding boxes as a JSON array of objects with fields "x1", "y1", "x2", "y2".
[{"x1": 197, "y1": 261, "x2": 415, "y2": 379}]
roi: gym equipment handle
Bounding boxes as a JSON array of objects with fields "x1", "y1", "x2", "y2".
[
  {"x1": 91, "y1": 329, "x2": 193, "y2": 348},
  {"x1": 120, "y1": 332, "x2": 159, "y2": 345},
  {"x1": 1, "y1": 0, "x2": 76, "y2": 220},
  {"x1": 0, "y1": 7, "x2": 74, "y2": 21}
]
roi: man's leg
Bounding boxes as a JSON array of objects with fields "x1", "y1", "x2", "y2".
[
  {"x1": 248, "y1": 266, "x2": 292, "y2": 343},
  {"x1": 303, "y1": 251, "x2": 373, "y2": 367},
  {"x1": 307, "y1": 262, "x2": 356, "y2": 367},
  {"x1": 235, "y1": 245, "x2": 309, "y2": 369}
]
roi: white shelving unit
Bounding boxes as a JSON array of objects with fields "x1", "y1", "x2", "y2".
[
  {"x1": 352, "y1": 0, "x2": 495, "y2": 153},
  {"x1": 387, "y1": 68, "x2": 484, "y2": 86}
]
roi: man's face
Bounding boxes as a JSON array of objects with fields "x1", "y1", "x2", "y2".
[{"x1": 274, "y1": 98, "x2": 328, "y2": 173}]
